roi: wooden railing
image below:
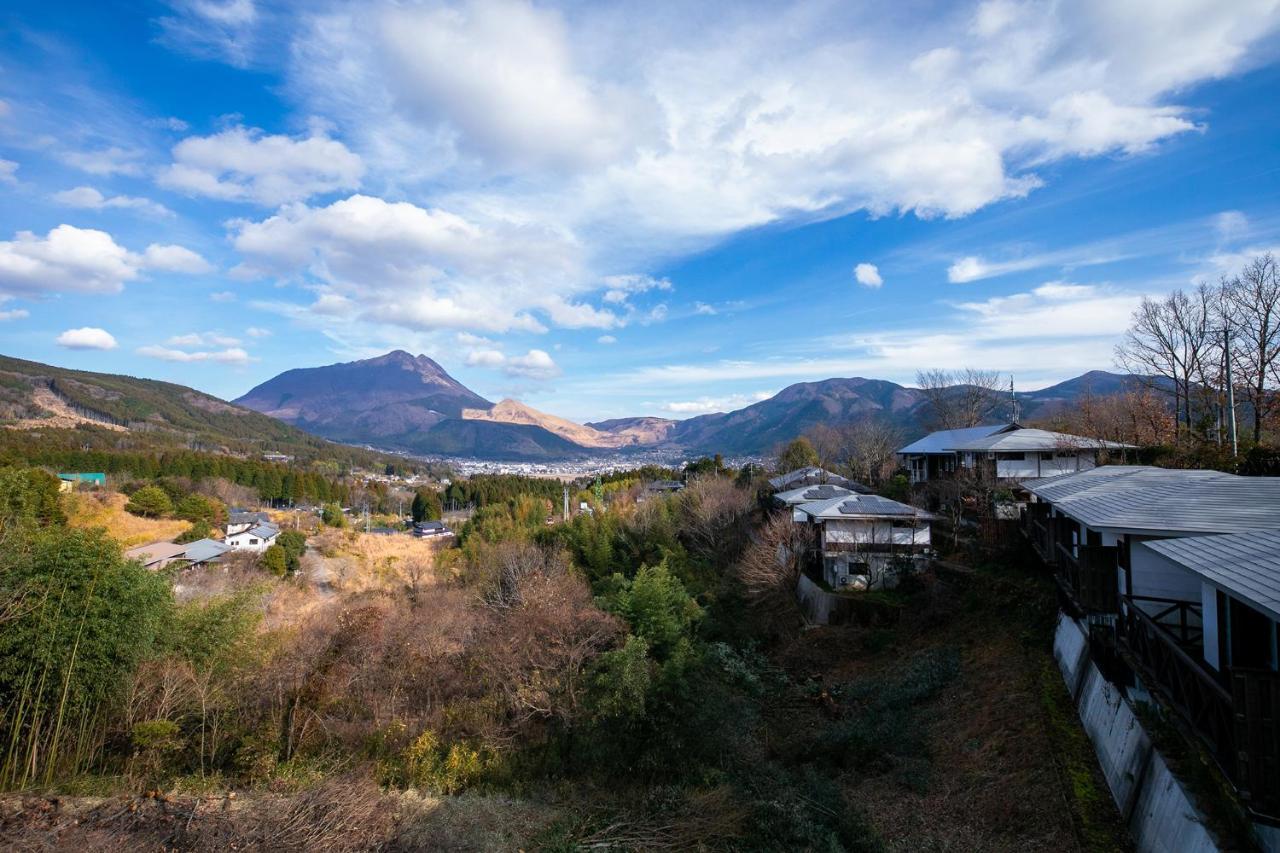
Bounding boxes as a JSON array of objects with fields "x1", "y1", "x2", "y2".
[
  {"x1": 1129, "y1": 595, "x2": 1203, "y2": 647},
  {"x1": 1121, "y1": 601, "x2": 1237, "y2": 794}
]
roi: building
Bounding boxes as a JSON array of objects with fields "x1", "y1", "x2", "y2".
[
  {"x1": 225, "y1": 522, "x2": 280, "y2": 552},
  {"x1": 645, "y1": 479, "x2": 686, "y2": 494},
  {"x1": 56, "y1": 472, "x2": 106, "y2": 492},
  {"x1": 896, "y1": 423, "x2": 1132, "y2": 483},
  {"x1": 413, "y1": 520, "x2": 454, "y2": 541},
  {"x1": 792, "y1": 492, "x2": 934, "y2": 590},
  {"x1": 1022, "y1": 465, "x2": 1280, "y2": 829},
  {"x1": 226, "y1": 508, "x2": 272, "y2": 536},
  {"x1": 124, "y1": 541, "x2": 189, "y2": 570},
  {"x1": 768, "y1": 466, "x2": 866, "y2": 493}
]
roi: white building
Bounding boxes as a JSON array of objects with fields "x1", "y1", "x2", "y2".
[
  {"x1": 897, "y1": 423, "x2": 1132, "y2": 483},
  {"x1": 225, "y1": 522, "x2": 280, "y2": 553},
  {"x1": 792, "y1": 492, "x2": 934, "y2": 590},
  {"x1": 1022, "y1": 465, "x2": 1280, "y2": 826}
]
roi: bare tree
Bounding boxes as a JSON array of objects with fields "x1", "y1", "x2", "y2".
[
  {"x1": 1219, "y1": 253, "x2": 1280, "y2": 443},
  {"x1": 1115, "y1": 284, "x2": 1218, "y2": 439},
  {"x1": 806, "y1": 418, "x2": 904, "y2": 486},
  {"x1": 915, "y1": 368, "x2": 1005, "y2": 430}
]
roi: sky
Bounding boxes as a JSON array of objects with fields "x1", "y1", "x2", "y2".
[{"x1": 2, "y1": 1, "x2": 1280, "y2": 423}]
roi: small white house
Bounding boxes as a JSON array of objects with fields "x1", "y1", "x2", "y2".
[
  {"x1": 793, "y1": 493, "x2": 934, "y2": 590},
  {"x1": 226, "y1": 509, "x2": 272, "y2": 536},
  {"x1": 225, "y1": 522, "x2": 280, "y2": 553}
]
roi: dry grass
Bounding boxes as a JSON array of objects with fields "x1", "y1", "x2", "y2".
[
  {"x1": 63, "y1": 491, "x2": 188, "y2": 548},
  {"x1": 307, "y1": 528, "x2": 439, "y2": 595},
  {"x1": 0, "y1": 782, "x2": 559, "y2": 852}
]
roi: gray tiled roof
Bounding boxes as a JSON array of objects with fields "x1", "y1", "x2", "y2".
[
  {"x1": 768, "y1": 467, "x2": 862, "y2": 492},
  {"x1": 774, "y1": 484, "x2": 855, "y2": 505},
  {"x1": 1024, "y1": 466, "x2": 1280, "y2": 534},
  {"x1": 796, "y1": 493, "x2": 935, "y2": 521},
  {"x1": 181, "y1": 538, "x2": 230, "y2": 564},
  {"x1": 946, "y1": 427, "x2": 1133, "y2": 452},
  {"x1": 896, "y1": 424, "x2": 1010, "y2": 455},
  {"x1": 1142, "y1": 531, "x2": 1280, "y2": 621},
  {"x1": 247, "y1": 523, "x2": 279, "y2": 539}
]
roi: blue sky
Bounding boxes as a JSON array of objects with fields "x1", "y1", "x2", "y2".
[{"x1": 2, "y1": 0, "x2": 1279, "y2": 422}]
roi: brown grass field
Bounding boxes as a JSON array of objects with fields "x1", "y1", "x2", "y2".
[{"x1": 64, "y1": 491, "x2": 189, "y2": 548}]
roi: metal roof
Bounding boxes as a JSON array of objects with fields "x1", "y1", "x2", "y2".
[
  {"x1": 124, "y1": 541, "x2": 187, "y2": 565},
  {"x1": 946, "y1": 427, "x2": 1133, "y2": 452},
  {"x1": 1141, "y1": 531, "x2": 1280, "y2": 622},
  {"x1": 795, "y1": 493, "x2": 935, "y2": 521},
  {"x1": 1024, "y1": 466, "x2": 1280, "y2": 534},
  {"x1": 181, "y1": 538, "x2": 230, "y2": 564},
  {"x1": 246, "y1": 523, "x2": 279, "y2": 539},
  {"x1": 896, "y1": 424, "x2": 1011, "y2": 455},
  {"x1": 775, "y1": 483, "x2": 856, "y2": 505},
  {"x1": 767, "y1": 466, "x2": 862, "y2": 492}
]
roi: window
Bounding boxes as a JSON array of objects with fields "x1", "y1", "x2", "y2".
[
  {"x1": 1003, "y1": 452, "x2": 1025, "y2": 460},
  {"x1": 250, "y1": 538, "x2": 259, "y2": 545},
  {"x1": 1041, "y1": 452, "x2": 1054, "y2": 460}
]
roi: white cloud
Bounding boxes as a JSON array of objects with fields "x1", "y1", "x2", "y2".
[
  {"x1": 166, "y1": 331, "x2": 241, "y2": 347},
  {"x1": 463, "y1": 346, "x2": 561, "y2": 379},
  {"x1": 0, "y1": 224, "x2": 209, "y2": 297},
  {"x1": 244, "y1": 326, "x2": 271, "y2": 337},
  {"x1": 210, "y1": 290, "x2": 237, "y2": 302},
  {"x1": 136, "y1": 344, "x2": 253, "y2": 364},
  {"x1": 52, "y1": 186, "x2": 173, "y2": 217},
  {"x1": 60, "y1": 147, "x2": 145, "y2": 177},
  {"x1": 56, "y1": 327, "x2": 118, "y2": 350},
  {"x1": 854, "y1": 263, "x2": 883, "y2": 288},
  {"x1": 285, "y1": 0, "x2": 1278, "y2": 279},
  {"x1": 232, "y1": 193, "x2": 599, "y2": 334},
  {"x1": 693, "y1": 301, "x2": 717, "y2": 315},
  {"x1": 0, "y1": 308, "x2": 28, "y2": 321},
  {"x1": 156, "y1": 0, "x2": 261, "y2": 68},
  {"x1": 143, "y1": 243, "x2": 214, "y2": 273},
  {"x1": 660, "y1": 391, "x2": 774, "y2": 415},
  {"x1": 0, "y1": 160, "x2": 16, "y2": 183},
  {"x1": 503, "y1": 348, "x2": 560, "y2": 379},
  {"x1": 597, "y1": 334, "x2": 617, "y2": 344},
  {"x1": 159, "y1": 125, "x2": 364, "y2": 205}
]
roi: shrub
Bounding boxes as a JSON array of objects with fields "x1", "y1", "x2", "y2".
[
  {"x1": 261, "y1": 544, "x2": 288, "y2": 577},
  {"x1": 401, "y1": 730, "x2": 490, "y2": 794},
  {"x1": 321, "y1": 502, "x2": 345, "y2": 528},
  {"x1": 174, "y1": 493, "x2": 226, "y2": 526},
  {"x1": 277, "y1": 529, "x2": 307, "y2": 571},
  {"x1": 175, "y1": 519, "x2": 212, "y2": 544},
  {"x1": 125, "y1": 485, "x2": 173, "y2": 518}
]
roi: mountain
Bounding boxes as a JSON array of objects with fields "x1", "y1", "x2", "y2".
[
  {"x1": 235, "y1": 351, "x2": 587, "y2": 460},
  {"x1": 586, "y1": 416, "x2": 680, "y2": 446},
  {"x1": 0, "y1": 353, "x2": 395, "y2": 467},
  {"x1": 462, "y1": 399, "x2": 650, "y2": 449},
  {"x1": 664, "y1": 377, "x2": 929, "y2": 454},
  {"x1": 235, "y1": 350, "x2": 1157, "y2": 460}
]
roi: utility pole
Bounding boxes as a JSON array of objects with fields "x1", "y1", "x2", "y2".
[
  {"x1": 1223, "y1": 326, "x2": 1238, "y2": 458},
  {"x1": 1009, "y1": 375, "x2": 1021, "y2": 423},
  {"x1": 562, "y1": 484, "x2": 570, "y2": 522}
]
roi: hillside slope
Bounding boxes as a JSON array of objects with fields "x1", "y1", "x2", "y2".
[{"x1": 0, "y1": 353, "x2": 386, "y2": 465}]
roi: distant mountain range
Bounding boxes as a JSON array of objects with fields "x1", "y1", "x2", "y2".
[{"x1": 234, "y1": 351, "x2": 1154, "y2": 460}]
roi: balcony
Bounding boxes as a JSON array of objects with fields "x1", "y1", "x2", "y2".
[{"x1": 1121, "y1": 598, "x2": 1280, "y2": 818}]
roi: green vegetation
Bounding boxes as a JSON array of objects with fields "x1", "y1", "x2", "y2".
[
  {"x1": 777, "y1": 436, "x2": 820, "y2": 471},
  {"x1": 411, "y1": 487, "x2": 443, "y2": 522},
  {"x1": 124, "y1": 485, "x2": 173, "y2": 518}
]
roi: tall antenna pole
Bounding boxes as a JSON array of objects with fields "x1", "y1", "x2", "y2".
[
  {"x1": 1224, "y1": 326, "x2": 1238, "y2": 458},
  {"x1": 1009, "y1": 375, "x2": 1020, "y2": 423}
]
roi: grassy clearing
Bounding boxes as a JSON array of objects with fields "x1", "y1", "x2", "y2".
[{"x1": 63, "y1": 491, "x2": 188, "y2": 547}]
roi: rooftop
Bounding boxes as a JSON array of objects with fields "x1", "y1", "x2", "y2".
[
  {"x1": 796, "y1": 492, "x2": 934, "y2": 521},
  {"x1": 946, "y1": 427, "x2": 1133, "y2": 452},
  {"x1": 774, "y1": 483, "x2": 856, "y2": 505},
  {"x1": 181, "y1": 538, "x2": 231, "y2": 564},
  {"x1": 1141, "y1": 531, "x2": 1280, "y2": 622},
  {"x1": 1024, "y1": 466, "x2": 1280, "y2": 534},
  {"x1": 896, "y1": 424, "x2": 1011, "y2": 455},
  {"x1": 768, "y1": 466, "x2": 867, "y2": 492}
]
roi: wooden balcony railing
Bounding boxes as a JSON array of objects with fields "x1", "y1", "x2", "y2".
[
  {"x1": 1129, "y1": 595, "x2": 1203, "y2": 648},
  {"x1": 1120, "y1": 600, "x2": 1242, "y2": 801},
  {"x1": 1232, "y1": 669, "x2": 1280, "y2": 817}
]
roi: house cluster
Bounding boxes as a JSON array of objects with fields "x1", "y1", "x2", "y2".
[
  {"x1": 126, "y1": 508, "x2": 282, "y2": 571},
  {"x1": 770, "y1": 467, "x2": 934, "y2": 591},
  {"x1": 1022, "y1": 464, "x2": 1280, "y2": 834}
]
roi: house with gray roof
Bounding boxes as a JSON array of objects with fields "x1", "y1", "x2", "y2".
[
  {"x1": 896, "y1": 423, "x2": 1132, "y2": 483},
  {"x1": 225, "y1": 521, "x2": 280, "y2": 553},
  {"x1": 792, "y1": 492, "x2": 935, "y2": 590},
  {"x1": 124, "y1": 540, "x2": 189, "y2": 570},
  {"x1": 1022, "y1": 465, "x2": 1280, "y2": 821},
  {"x1": 768, "y1": 466, "x2": 866, "y2": 493},
  {"x1": 179, "y1": 538, "x2": 231, "y2": 567}
]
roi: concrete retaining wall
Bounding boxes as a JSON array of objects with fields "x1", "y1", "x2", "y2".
[{"x1": 1053, "y1": 614, "x2": 1227, "y2": 853}]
